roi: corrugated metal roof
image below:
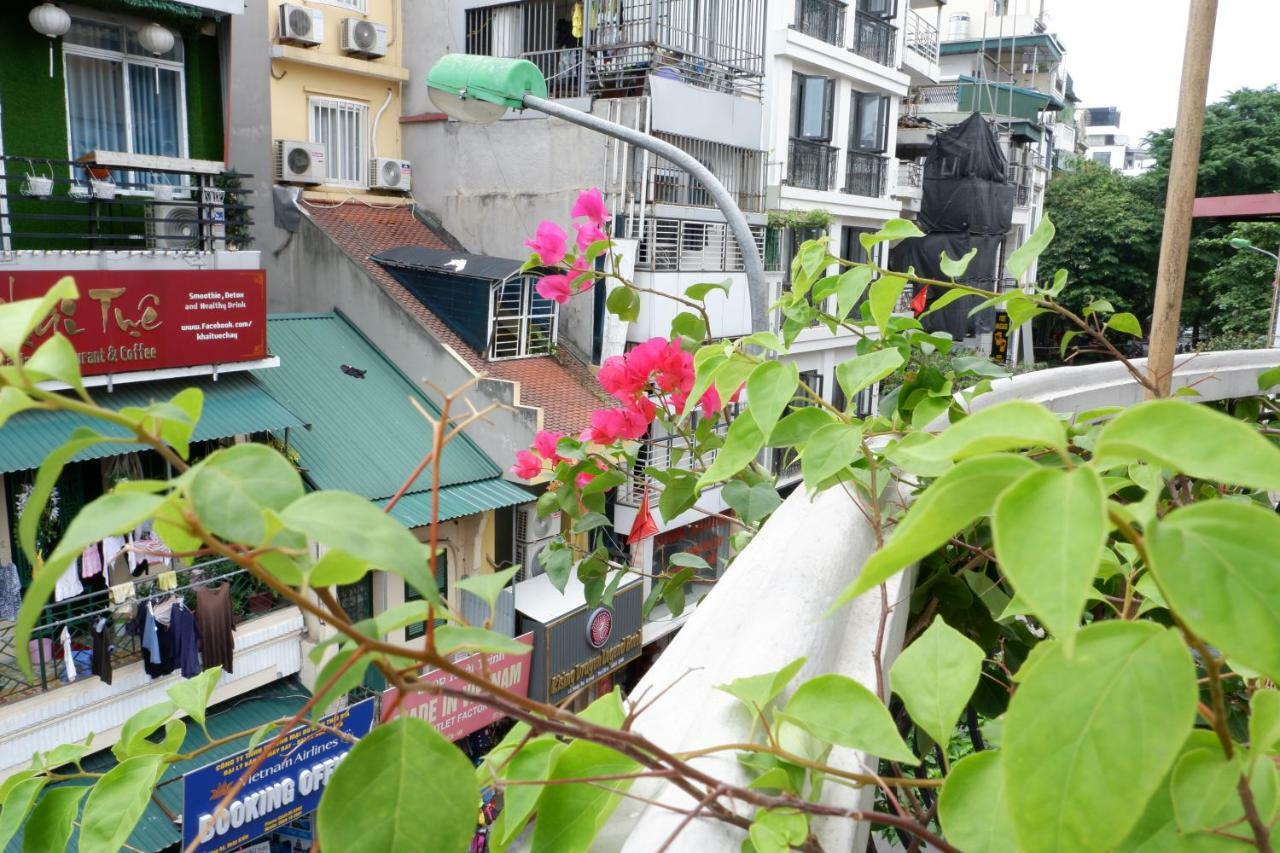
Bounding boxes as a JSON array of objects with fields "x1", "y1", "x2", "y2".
[
  {"x1": 252, "y1": 314, "x2": 502, "y2": 502},
  {"x1": 377, "y1": 478, "x2": 534, "y2": 527},
  {"x1": 6, "y1": 680, "x2": 310, "y2": 853},
  {"x1": 373, "y1": 245, "x2": 524, "y2": 282},
  {"x1": 0, "y1": 373, "x2": 307, "y2": 475}
]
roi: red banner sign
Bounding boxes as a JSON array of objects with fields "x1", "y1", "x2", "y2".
[
  {"x1": 383, "y1": 633, "x2": 534, "y2": 742},
  {"x1": 3, "y1": 269, "x2": 267, "y2": 377}
]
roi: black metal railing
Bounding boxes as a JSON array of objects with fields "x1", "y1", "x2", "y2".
[
  {"x1": 850, "y1": 12, "x2": 896, "y2": 66},
  {"x1": 522, "y1": 48, "x2": 587, "y2": 98},
  {"x1": 0, "y1": 154, "x2": 253, "y2": 252},
  {"x1": 898, "y1": 160, "x2": 924, "y2": 189},
  {"x1": 844, "y1": 151, "x2": 887, "y2": 197},
  {"x1": 1015, "y1": 184, "x2": 1031, "y2": 207},
  {"x1": 905, "y1": 9, "x2": 939, "y2": 62},
  {"x1": 0, "y1": 558, "x2": 288, "y2": 702},
  {"x1": 787, "y1": 138, "x2": 840, "y2": 191},
  {"x1": 794, "y1": 0, "x2": 846, "y2": 46}
]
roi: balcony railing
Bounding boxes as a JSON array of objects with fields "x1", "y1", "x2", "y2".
[
  {"x1": 522, "y1": 47, "x2": 587, "y2": 99},
  {"x1": 619, "y1": 407, "x2": 740, "y2": 506},
  {"x1": 1015, "y1": 184, "x2": 1031, "y2": 207},
  {"x1": 0, "y1": 558, "x2": 287, "y2": 704},
  {"x1": 632, "y1": 132, "x2": 766, "y2": 213},
  {"x1": 850, "y1": 12, "x2": 896, "y2": 66},
  {"x1": 626, "y1": 218, "x2": 766, "y2": 273},
  {"x1": 905, "y1": 83, "x2": 960, "y2": 116},
  {"x1": 844, "y1": 151, "x2": 887, "y2": 198},
  {"x1": 787, "y1": 138, "x2": 840, "y2": 192},
  {"x1": 0, "y1": 154, "x2": 252, "y2": 253},
  {"x1": 897, "y1": 160, "x2": 924, "y2": 189},
  {"x1": 793, "y1": 0, "x2": 846, "y2": 47},
  {"x1": 905, "y1": 9, "x2": 939, "y2": 63}
]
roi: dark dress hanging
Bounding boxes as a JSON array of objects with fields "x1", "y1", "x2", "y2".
[
  {"x1": 91, "y1": 619, "x2": 113, "y2": 685},
  {"x1": 195, "y1": 584, "x2": 236, "y2": 673},
  {"x1": 169, "y1": 604, "x2": 203, "y2": 679}
]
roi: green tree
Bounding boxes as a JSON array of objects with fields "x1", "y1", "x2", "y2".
[{"x1": 1201, "y1": 221, "x2": 1280, "y2": 341}]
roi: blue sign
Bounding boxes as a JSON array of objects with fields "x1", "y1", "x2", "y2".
[{"x1": 182, "y1": 698, "x2": 375, "y2": 853}]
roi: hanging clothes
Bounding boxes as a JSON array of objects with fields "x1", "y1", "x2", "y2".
[
  {"x1": 156, "y1": 570, "x2": 178, "y2": 591},
  {"x1": 101, "y1": 535, "x2": 127, "y2": 573},
  {"x1": 109, "y1": 581, "x2": 135, "y2": 606},
  {"x1": 0, "y1": 562, "x2": 21, "y2": 620},
  {"x1": 54, "y1": 562, "x2": 84, "y2": 602},
  {"x1": 80, "y1": 542, "x2": 103, "y2": 579},
  {"x1": 195, "y1": 583, "x2": 235, "y2": 673},
  {"x1": 151, "y1": 595, "x2": 177, "y2": 627},
  {"x1": 169, "y1": 603, "x2": 203, "y2": 678},
  {"x1": 60, "y1": 627, "x2": 77, "y2": 683},
  {"x1": 140, "y1": 603, "x2": 162, "y2": 666},
  {"x1": 91, "y1": 617, "x2": 112, "y2": 685}
]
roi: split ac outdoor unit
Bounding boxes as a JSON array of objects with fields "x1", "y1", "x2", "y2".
[
  {"x1": 515, "y1": 505, "x2": 560, "y2": 581},
  {"x1": 278, "y1": 4, "x2": 323, "y2": 46},
  {"x1": 369, "y1": 157, "x2": 411, "y2": 192},
  {"x1": 276, "y1": 139, "x2": 327, "y2": 185},
  {"x1": 341, "y1": 18, "x2": 387, "y2": 58},
  {"x1": 147, "y1": 189, "x2": 224, "y2": 251}
]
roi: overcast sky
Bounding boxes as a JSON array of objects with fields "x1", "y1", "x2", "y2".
[{"x1": 1048, "y1": 0, "x2": 1280, "y2": 143}]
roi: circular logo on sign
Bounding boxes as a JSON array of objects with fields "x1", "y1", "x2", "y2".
[{"x1": 586, "y1": 606, "x2": 614, "y2": 649}]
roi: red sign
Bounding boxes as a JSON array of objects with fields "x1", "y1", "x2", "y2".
[
  {"x1": 3, "y1": 269, "x2": 267, "y2": 377},
  {"x1": 383, "y1": 633, "x2": 533, "y2": 742},
  {"x1": 586, "y1": 606, "x2": 613, "y2": 649}
]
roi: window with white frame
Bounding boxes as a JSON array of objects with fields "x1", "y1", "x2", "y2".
[
  {"x1": 63, "y1": 15, "x2": 188, "y2": 179},
  {"x1": 490, "y1": 275, "x2": 558, "y2": 359},
  {"x1": 309, "y1": 96, "x2": 369, "y2": 188}
]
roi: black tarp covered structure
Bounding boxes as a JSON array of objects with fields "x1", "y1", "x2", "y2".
[{"x1": 890, "y1": 114, "x2": 1013, "y2": 340}]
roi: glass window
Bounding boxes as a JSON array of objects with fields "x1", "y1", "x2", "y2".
[
  {"x1": 858, "y1": 0, "x2": 896, "y2": 19},
  {"x1": 309, "y1": 97, "x2": 369, "y2": 188},
  {"x1": 491, "y1": 275, "x2": 559, "y2": 359},
  {"x1": 405, "y1": 551, "x2": 448, "y2": 640},
  {"x1": 850, "y1": 91, "x2": 888, "y2": 152},
  {"x1": 791, "y1": 74, "x2": 834, "y2": 141}
]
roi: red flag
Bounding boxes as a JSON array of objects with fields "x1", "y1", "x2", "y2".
[
  {"x1": 629, "y1": 487, "x2": 659, "y2": 541},
  {"x1": 910, "y1": 286, "x2": 929, "y2": 316}
]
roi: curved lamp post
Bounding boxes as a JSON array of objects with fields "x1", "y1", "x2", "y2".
[
  {"x1": 1229, "y1": 237, "x2": 1280, "y2": 348},
  {"x1": 425, "y1": 54, "x2": 770, "y2": 335}
]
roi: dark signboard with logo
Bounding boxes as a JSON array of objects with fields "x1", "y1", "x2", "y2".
[
  {"x1": 520, "y1": 580, "x2": 643, "y2": 704},
  {"x1": 3, "y1": 269, "x2": 267, "y2": 376}
]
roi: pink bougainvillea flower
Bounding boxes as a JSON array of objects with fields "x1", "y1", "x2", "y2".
[
  {"x1": 533, "y1": 430, "x2": 564, "y2": 462},
  {"x1": 535, "y1": 274, "x2": 573, "y2": 305},
  {"x1": 524, "y1": 220, "x2": 568, "y2": 266},
  {"x1": 575, "y1": 465, "x2": 605, "y2": 489},
  {"x1": 574, "y1": 221, "x2": 609, "y2": 253},
  {"x1": 570, "y1": 188, "x2": 611, "y2": 226},
  {"x1": 511, "y1": 449, "x2": 543, "y2": 480}
]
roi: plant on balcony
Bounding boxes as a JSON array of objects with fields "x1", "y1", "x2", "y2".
[
  {"x1": 767, "y1": 208, "x2": 833, "y2": 231},
  {"x1": 2, "y1": 195, "x2": 1279, "y2": 852}
]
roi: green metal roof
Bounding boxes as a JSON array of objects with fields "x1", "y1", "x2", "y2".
[
  {"x1": 940, "y1": 32, "x2": 1065, "y2": 61},
  {"x1": 0, "y1": 372, "x2": 307, "y2": 475},
  {"x1": 253, "y1": 314, "x2": 507, "y2": 508},
  {"x1": 6, "y1": 679, "x2": 310, "y2": 853},
  {"x1": 377, "y1": 478, "x2": 534, "y2": 527}
]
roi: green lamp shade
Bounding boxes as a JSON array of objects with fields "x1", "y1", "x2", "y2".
[
  {"x1": 1230, "y1": 237, "x2": 1254, "y2": 250},
  {"x1": 426, "y1": 54, "x2": 550, "y2": 124}
]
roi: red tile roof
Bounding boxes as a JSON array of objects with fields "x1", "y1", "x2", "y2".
[{"x1": 302, "y1": 201, "x2": 613, "y2": 435}]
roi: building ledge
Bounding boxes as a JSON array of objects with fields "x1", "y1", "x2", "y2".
[
  {"x1": 270, "y1": 44, "x2": 410, "y2": 81},
  {"x1": 778, "y1": 27, "x2": 910, "y2": 96}
]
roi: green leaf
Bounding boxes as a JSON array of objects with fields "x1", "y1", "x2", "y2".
[
  {"x1": 697, "y1": 414, "x2": 764, "y2": 488},
  {"x1": 949, "y1": 355, "x2": 1010, "y2": 379},
  {"x1": 318, "y1": 717, "x2": 478, "y2": 853},
  {"x1": 1044, "y1": 268, "x2": 1069, "y2": 298},
  {"x1": 1002, "y1": 622, "x2": 1197, "y2": 852},
  {"x1": 753, "y1": 809, "x2": 807, "y2": 849},
  {"x1": 80, "y1": 755, "x2": 164, "y2": 852},
  {"x1": 1006, "y1": 295, "x2": 1048, "y2": 329},
  {"x1": 24, "y1": 334, "x2": 85, "y2": 393},
  {"x1": 939, "y1": 247, "x2": 978, "y2": 279},
  {"x1": 0, "y1": 387, "x2": 39, "y2": 429},
  {"x1": 685, "y1": 279, "x2": 732, "y2": 301},
  {"x1": 0, "y1": 777, "x2": 46, "y2": 850},
  {"x1": 538, "y1": 540, "x2": 574, "y2": 593},
  {"x1": 800, "y1": 422, "x2": 862, "y2": 486},
  {"x1": 834, "y1": 267, "x2": 874, "y2": 320},
  {"x1": 606, "y1": 286, "x2": 640, "y2": 322},
  {"x1": 992, "y1": 466, "x2": 1106, "y2": 651},
  {"x1": 1251, "y1": 689, "x2": 1280, "y2": 755},
  {"x1": 905, "y1": 400, "x2": 1066, "y2": 462},
  {"x1": 1147, "y1": 501, "x2": 1280, "y2": 680},
  {"x1": 282, "y1": 491, "x2": 436, "y2": 600},
  {"x1": 869, "y1": 275, "x2": 907, "y2": 334},
  {"x1": 0, "y1": 275, "x2": 77, "y2": 359},
  {"x1": 938, "y1": 752, "x2": 1018, "y2": 853},
  {"x1": 858, "y1": 219, "x2": 924, "y2": 253},
  {"x1": 20, "y1": 426, "x2": 112, "y2": 562},
  {"x1": 782, "y1": 674, "x2": 917, "y2": 763},
  {"x1": 671, "y1": 311, "x2": 707, "y2": 341},
  {"x1": 1059, "y1": 329, "x2": 1080, "y2": 359},
  {"x1": 1096, "y1": 399, "x2": 1280, "y2": 491},
  {"x1": 572, "y1": 511, "x2": 611, "y2": 534},
  {"x1": 456, "y1": 566, "x2": 520, "y2": 612},
  {"x1": 189, "y1": 443, "x2": 304, "y2": 546},
  {"x1": 166, "y1": 667, "x2": 223, "y2": 730},
  {"x1": 889, "y1": 618, "x2": 985, "y2": 747},
  {"x1": 17, "y1": 492, "x2": 162, "y2": 679},
  {"x1": 434, "y1": 625, "x2": 534, "y2": 656},
  {"x1": 746, "y1": 360, "x2": 799, "y2": 439},
  {"x1": 835, "y1": 349, "x2": 903, "y2": 402},
  {"x1": 716, "y1": 657, "x2": 807, "y2": 716},
  {"x1": 112, "y1": 701, "x2": 176, "y2": 761},
  {"x1": 37, "y1": 739, "x2": 95, "y2": 771},
  {"x1": 657, "y1": 469, "x2": 699, "y2": 521},
  {"x1": 530, "y1": 741, "x2": 640, "y2": 853},
  {"x1": 1169, "y1": 748, "x2": 1242, "y2": 832},
  {"x1": 768, "y1": 407, "x2": 835, "y2": 448},
  {"x1": 1005, "y1": 213, "x2": 1055, "y2": 280},
  {"x1": 920, "y1": 286, "x2": 973, "y2": 319},
  {"x1": 721, "y1": 481, "x2": 782, "y2": 526},
  {"x1": 832, "y1": 454, "x2": 1039, "y2": 609},
  {"x1": 1083, "y1": 297, "x2": 1115, "y2": 318},
  {"x1": 1107, "y1": 312, "x2": 1142, "y2": 337},
  {"x1": 22, "y1": 786, "x2": 87, "y2": 853},
  {"x1": 1257, "y1": 365, "x2": 1280, "y2": 391},
  {"x1": 490, "y1": 738, "x2": 562, "y2": 848},
  {"x1": 309, "y1": 549, "x2": 370, "y2": 587}
]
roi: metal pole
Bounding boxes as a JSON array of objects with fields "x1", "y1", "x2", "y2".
[
  {"x1": 522, "y1": 93, "x2": 770, "y2": 335},
  {"x1": 1267, "y1": 247, "x2": 1280, "y2": 349},
  {"x1": 1146, "y1": 0, "x2": 1218, "y2": 397}
]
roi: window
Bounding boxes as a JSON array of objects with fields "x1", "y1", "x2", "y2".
[
  {"x1": 1092, "y1": 151, "x2": 1112, "y2": 166},
  {"x1": 992, "y1": 0, "x2": 1009, "y2": 14},
  {"x1": 312, "y1": 0, "x2": 368, "y2": 11},
  {"x1": 405, "y1": 551, "x2": 449, "y2": 640},
  {"x1": 849, "y1": 91, "x2": 889, "y2": 153},
  {"x1": 309, "y1": 97, "x2": 369, "y2": 188},
  {"x1": 858, "y1": 0, "x2": 896, "y2": 19},
  {"x1": 791, "y1": 74, "x2": 835, "y2": 141},
  {"x1": 63, "y1": 16, "x2": 187, "y2": 174},
  {"x1": 490, "y1": 274, "x2": 558, "y2": 359}
]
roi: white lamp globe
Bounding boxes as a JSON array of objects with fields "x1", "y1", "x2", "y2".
[
  {"x1": 137, "y1": 22, "x2": 175, "y2": 56},
  {"x1": 28, "y1": 3, "x2": 71, "y2": 38}
]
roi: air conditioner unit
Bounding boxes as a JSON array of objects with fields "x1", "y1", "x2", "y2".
[
  {"x1": 276, "y1": 139, "x2": 327, "y2": 185},
  {"x1": 278, "y1": 3, "x2": 323, "y2": 47},
  {"x1": 515, "y1": 505, "x2": 560, "y2": 581},
  {"x1": 369, "y1": 157, "x2": 411, "y2": 192},
  {"x1": 341, "y1": 18, "x2": 387, "y2": 58},
  {"x1": 147, "y1": 189, "x2": 224, "y2": 251}
]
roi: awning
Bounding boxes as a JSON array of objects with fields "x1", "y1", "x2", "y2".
[
  {"x1": 376, "y1": 478, "x2": 535, "y2": 527},
  {"x1": 0, "y1": 373, "x2": 307, "y2": 475},
  {"x1": 514, "y1": 569, "x2": 641, "y2": 624}
]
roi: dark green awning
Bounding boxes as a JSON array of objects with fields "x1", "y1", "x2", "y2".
[
  {"x1": 0, "y1": 372, "x2": 307, "y2": 475},
  {"x1": 377, "y1": 478, "x2": 535, "y2": 527}
]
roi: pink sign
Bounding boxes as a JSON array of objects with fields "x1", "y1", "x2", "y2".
[{"x1": 383, "y1": 633, "x2": 534, "y2": 741}]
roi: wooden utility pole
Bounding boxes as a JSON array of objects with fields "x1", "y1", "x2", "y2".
[{"x1": 1147, "y1": 0, "x2": 1218, "y2": 396}]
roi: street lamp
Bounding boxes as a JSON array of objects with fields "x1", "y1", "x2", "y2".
[
  {"x1": 1228, "y1": 237, "x2": 1280, "y2": 349},
  {"x1": 425, "y1": 54, "x2": 770, "y2": 335}
]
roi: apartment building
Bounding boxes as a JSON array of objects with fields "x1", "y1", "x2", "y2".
[{"x1": 1084, "y1": 106, "x2": 1154, "y2": 175}]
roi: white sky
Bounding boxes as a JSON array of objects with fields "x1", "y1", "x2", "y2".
[{"x1": 1048, "y1": 0, "x2": 1280, "y2": 143}]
